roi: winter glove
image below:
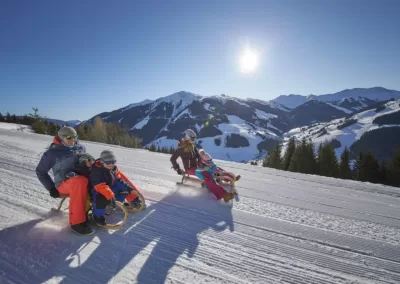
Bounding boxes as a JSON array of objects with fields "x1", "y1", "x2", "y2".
[
  {"x1": 49, "y1": 187, "x2": 60, "y2": 198},
  {"x1": 65, "y1": 172, "x2": 77, "y2": 179},
  {"x1": 118, "y1": 178, "x2": 134, "y2": 193},
  {"x1": 176, "y1": 168, "x2": 184, "y2": 175},
  {"x1": 126, "y1": 185, "x2": 135, "y2": 194}
]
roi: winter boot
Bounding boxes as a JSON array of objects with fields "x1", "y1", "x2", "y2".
[
  {"x1": 123, "y1": 196, "x2": 142, "y2": 210},
  {"x1": 222, "y1": 192, "x2": 235, "y2": 202},
  {"x1": 94, "y1": 215, "x2": 107, "y2": 227},
  {"x1": 71, "y1": 222, "x2": 95, "y2": 236}
]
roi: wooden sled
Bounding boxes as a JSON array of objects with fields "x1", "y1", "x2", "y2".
[
  {"x1": 52, "y1": 192, "x2": 133, "y2": 230},
  {"x1": 177, "y1": 170, "x2": 239, "y2": 201}
]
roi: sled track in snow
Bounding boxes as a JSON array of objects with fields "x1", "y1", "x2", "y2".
[{"x1": 1, "y1": 130, "x2": 400, "y2": 284}]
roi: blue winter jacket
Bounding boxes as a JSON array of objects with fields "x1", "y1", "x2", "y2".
[{"x1": 36, "y1": 136, "x2": 86, "y2": 191}]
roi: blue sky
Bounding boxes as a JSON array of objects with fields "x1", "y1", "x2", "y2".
[{"x1": 1, "y1": 0, "x2": 399, "y2": 121}]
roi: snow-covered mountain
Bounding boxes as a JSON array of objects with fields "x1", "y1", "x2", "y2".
[
  {"x1": 84, "y1": 87, "x2": 400, "y2": 163},
  {"x1": 86, "y1": 91, "x2": 289, "y2": 162},
  {"x1": 2, "y1": 127, "x2": 400, "y2": 284},
  {"x1": 272, "y1": 87, "x2": 400, "y2": 111},
  {"x1": 47, "y1": 118, "x2": 82, "y2": 127},
  {"x1": 282, "y1": 99, "x2": 400, "y2": 161}
]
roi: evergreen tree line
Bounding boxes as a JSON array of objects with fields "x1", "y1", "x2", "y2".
[
  {"x1": 264, "y1": 136, "x2": 400, "y2": 187},
  {"x1": 0, "y1": 108, "x2": 61, "y2": 136},
  {"x1": 75, "y1": 116, "x2": 142, "y2": 148},
  {"x1": 145, "y1": 143, "x2": 176, "y2": 154},
  {"x1": 1, "y1": 110, "x2": 142, "y2": 149}
]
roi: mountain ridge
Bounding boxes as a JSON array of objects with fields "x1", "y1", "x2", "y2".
[{"x1": 78, "y1": 87, "x2": 400, "y2": 163}]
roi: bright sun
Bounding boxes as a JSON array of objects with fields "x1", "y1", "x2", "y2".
[{"x1": 239, "y1": 48, "x2": 259, "y2": 74}]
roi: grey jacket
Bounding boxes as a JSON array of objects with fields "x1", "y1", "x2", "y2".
[{"x1": 36, "y1": 136, "x2": 86, "y2": 191}]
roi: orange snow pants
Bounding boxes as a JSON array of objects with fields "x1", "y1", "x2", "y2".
[{"x1": 57, "y1": 176, "x2": 89, "y2": 225}]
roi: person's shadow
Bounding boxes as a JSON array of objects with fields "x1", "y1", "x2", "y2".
[{"x1": 0, "y1": 187, "x2": 235, "y2": 284}]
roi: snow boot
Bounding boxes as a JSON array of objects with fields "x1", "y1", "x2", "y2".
[
  {"x1": 71, "y1": 222, "x2": 95, "y2": 236},
  {"x1": 222, "y1": 192, "x2": 235, "y2": 202},
  {"x1": 94, "y1": 215, "x2": 107, "y2": 227},
  {"x1": 124, "y1": 196, "x2": 143, "y2": 210}
]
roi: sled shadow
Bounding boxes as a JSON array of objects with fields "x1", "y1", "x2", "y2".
[
  {"x1": 0, "y1": 215, "x2": 91, "y2": 284},
  {"x1": 119, "y1": 190, "x2": 235, "y2": 284},
  {"x1": 0, "y1": 190, "x2": 234, "y2": 284}
]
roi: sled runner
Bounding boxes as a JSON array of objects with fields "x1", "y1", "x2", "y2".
[
  {"x1": 177, "y1": 170, "x2": 239, "y2": 202},
  {"x1": 52, "y1": 187, "x2": 146, "y2": 230}
]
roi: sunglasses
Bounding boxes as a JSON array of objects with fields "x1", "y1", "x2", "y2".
[
  {"x1": 103, "y1": 160, "x2": 116, "y2": 165},
  {"x1": 65, "y1": 135, "x2": 78, "y2": 140}
]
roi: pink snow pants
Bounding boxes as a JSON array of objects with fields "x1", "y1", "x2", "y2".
[{"x1": 186, "y1": 167, "x2": 226, "y2": 200}]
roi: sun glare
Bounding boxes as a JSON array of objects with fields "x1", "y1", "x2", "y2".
[{"x1": 239, "y1": 47, "x2": 259, "y2": 74}]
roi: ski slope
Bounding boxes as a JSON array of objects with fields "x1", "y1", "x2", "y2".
[{"x1": 1, "y1": 128, "x2": 400, "y2": 284}]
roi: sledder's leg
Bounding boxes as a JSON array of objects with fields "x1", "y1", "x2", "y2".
[
  {"x1": 203, "y1": 171, "x2": 227, "y2": 200},
  {"x1": 109, "y1": 180, "x2": 129, "y2": 203},
  {"x1": 57, "y1": 176, "x2": 89, "y2": 226},
  {"x1": 110, "y1": 179, "x2": 145, "y2": 211},
  {"x1": 185, "y1": 167, "x2": 197, "y2": 175},
  {"x1": 91, "y1": 188, "x2": 108, "y2": 218}
]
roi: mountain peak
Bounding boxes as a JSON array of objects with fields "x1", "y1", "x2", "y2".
[{"x1": 156, "y1": 91, "x2": 201, "y2": 103}]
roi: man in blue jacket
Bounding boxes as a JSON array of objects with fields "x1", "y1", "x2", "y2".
[{"x1": 36, "y1": 126, "x2": 95, "y2": 235}]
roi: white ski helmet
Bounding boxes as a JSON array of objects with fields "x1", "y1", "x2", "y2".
[{"x1": 184, "y1": 129, "x2": 197, "y2": 141}]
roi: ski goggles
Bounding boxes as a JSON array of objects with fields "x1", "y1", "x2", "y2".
[
  {"x1": 65, "y1": 135, "x2": 78, "y2": 140},
  {"x1": 103, "y1": 160, "x2": 117, "y2": 165}
]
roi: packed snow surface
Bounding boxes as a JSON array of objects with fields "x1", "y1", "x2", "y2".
[{"x1": 1, "y1": 129, "x2": 400, "y2": 284}]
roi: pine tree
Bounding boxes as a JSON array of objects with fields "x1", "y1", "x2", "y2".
[
  {"x1": 6, "y1": 112, "x2": 11, "y2": 122},
  {"x1": 389, "y1": 147, "x2": 400, "y2": 186},
  {"x1": 0, "y1": 112, "x2": 3, "y2": 122},
  {"x1": 357, "y1": 152, "x2": 380, "y2": 183},
  {"x1": 262, "y1": 153, "x2": 268, "y2": 167},
  {"x1": 339, "y1": 146, "x2": 352, "y2": 179},
  {"x1": 31, "y1": 120, "x2": 47, "y2": 134},
  {"x1": 318, "y1": 142, "x2": 339, "y2": 177},
  {"x1": 46, "y1": 122, "x2": 60, "y2": 136},
  {"x1": 29, "y1": 107, "x2": 41, "y2": 120},
  {"x1": 305, "y1": 139, "x2": 317, "y2": 174},
  {"x1": 283, "y1": 137, "x2": 296, "y2": 170},
  {"x1": 266, "y1": 141, "x2": 282, "y2": 169},
  {"x1": 379, "y1": 161, "x2": 389, "y2": 185},
  {"x1": 289, "y1": 137, "x2": 307, "y2": 173},
  {"x1": 149, "y1": 143, "x2": 156, "y2": 152}
]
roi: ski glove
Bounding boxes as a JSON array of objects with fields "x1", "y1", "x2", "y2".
[
  {"x1": 176, "y1": 168, "x2": 184, "y2": 175},
  {"x1": 65, "y1": 172, "x2": 77, "y2": 179},
  {"x1": 118, "y1": 178, "x2": 134, "y2": 193},
  {"x1": 49, "y1": 187, "x2": 60, "y2": 198}
]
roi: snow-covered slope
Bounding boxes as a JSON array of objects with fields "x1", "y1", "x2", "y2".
[
  {"x1": 1, "y1": 129, "x2": 400, "y2": 283},
  {"x1": 0, "y1": 122, "x2": 33, "y2": 132},
  {"x1": 282, "y1": 99, "x2": 400, "y2": 160}
]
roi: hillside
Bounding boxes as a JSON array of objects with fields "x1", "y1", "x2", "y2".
[{"x1": 282, "y1": 99, "x2": 400, "y2": 161}]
